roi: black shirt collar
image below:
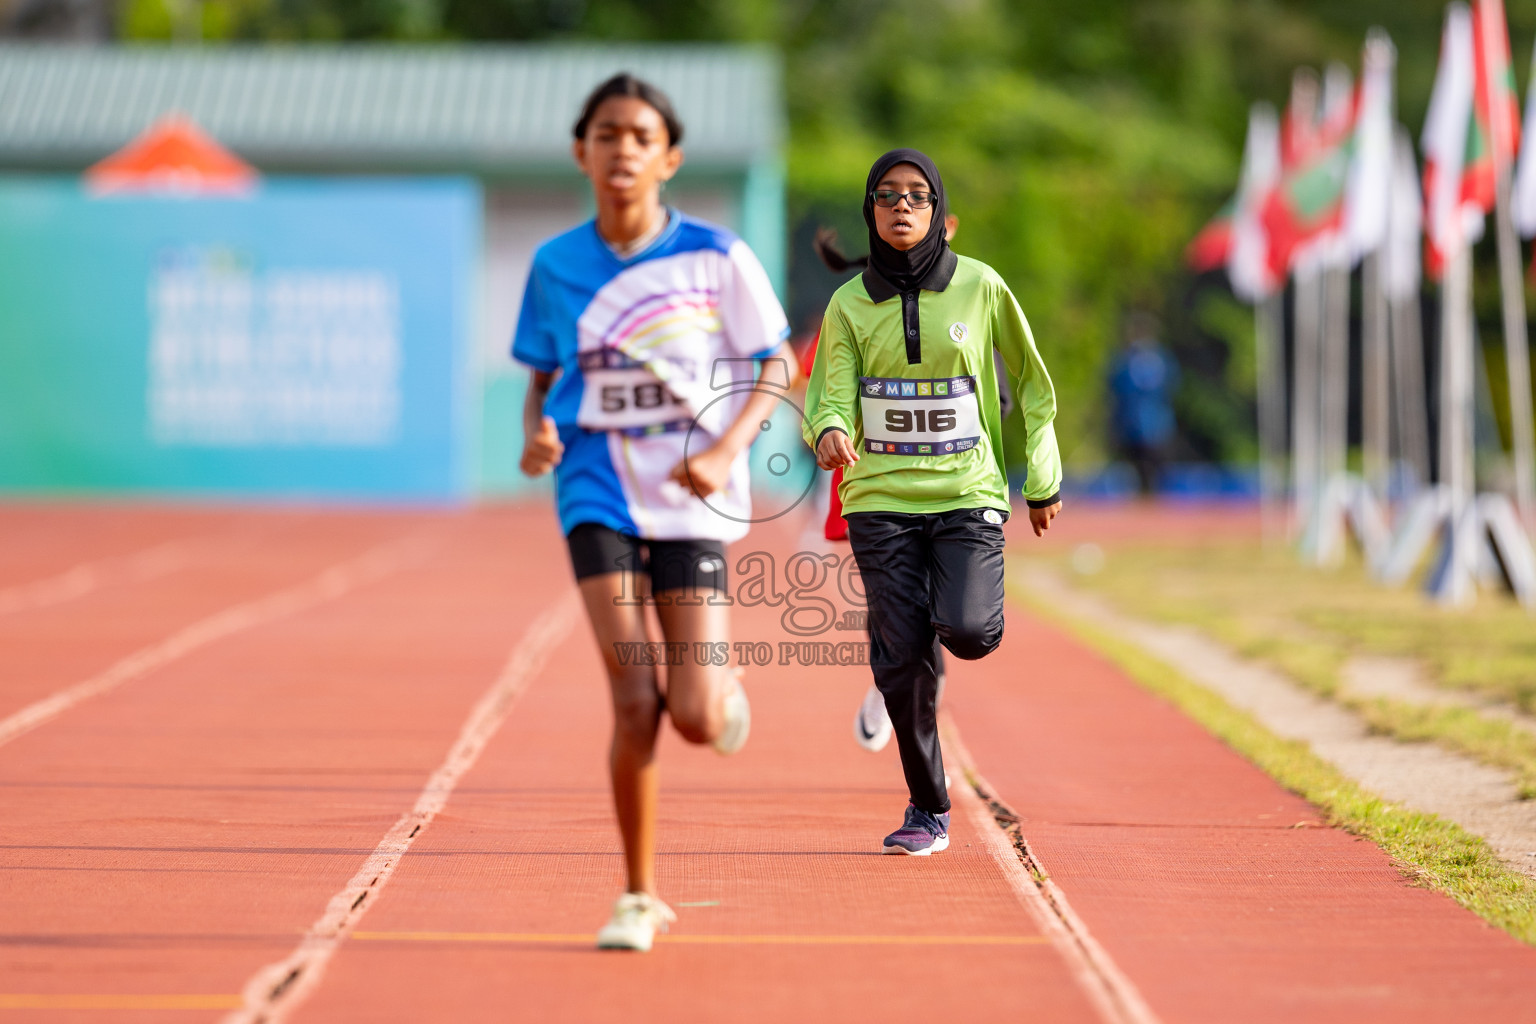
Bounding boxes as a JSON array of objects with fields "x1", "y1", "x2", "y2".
[{"x1": 860, "y1": 249, "x2": 959, "y2": 303}]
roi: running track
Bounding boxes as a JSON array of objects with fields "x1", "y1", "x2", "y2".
[{"x1": 1, "y1": 502, "x2": 1534, "y2": 1022}]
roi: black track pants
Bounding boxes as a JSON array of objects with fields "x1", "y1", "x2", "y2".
[{"x1": 845, "y1": 508, "x2": 1008, "y2": 815}]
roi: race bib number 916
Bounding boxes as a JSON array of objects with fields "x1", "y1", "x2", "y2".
[{"x1": 858, "y1": 375, "x2": 983, "y2": 456}]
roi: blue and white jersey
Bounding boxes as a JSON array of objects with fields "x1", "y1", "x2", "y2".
[{"x1": 512, "y1": 210, "x2": 789, "y2": 542}]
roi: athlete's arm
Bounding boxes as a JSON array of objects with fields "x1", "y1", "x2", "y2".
[
  {"x1": 668, "y1": 346, "x2": 801, "y2": 498},
  {"x1": 991, "y1": 277, "x2": 1062, "y2": 532},
  {"x1": 801, "y1": 302, "x2": 859, "y2": 467},
  {"x1": 519, "y1": 369, "x2": 564, "y2": 477}
]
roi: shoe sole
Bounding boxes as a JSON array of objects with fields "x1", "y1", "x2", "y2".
[
  {"x1": 596, "y1": 932, "x2": 654, "y2": 952},
  {"x1": 881, "y1": 834, "x2": 950, "y2": 856}
]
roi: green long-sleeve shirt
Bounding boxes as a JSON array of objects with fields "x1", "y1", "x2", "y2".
[{"x1": 801, "y1": 252, "x2": 1061, "y2": 516}]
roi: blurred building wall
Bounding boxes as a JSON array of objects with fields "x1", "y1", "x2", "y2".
[{"x1": 0, "y1": 44, "x2": 786, "y2": 503}]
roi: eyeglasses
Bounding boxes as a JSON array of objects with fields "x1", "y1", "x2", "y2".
[{"x1": 870, "y1": 189, "x2": 937, "y2": 209}]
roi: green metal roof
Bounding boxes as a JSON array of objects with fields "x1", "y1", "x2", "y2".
[{"x1": 0, "y1": 44, "x2": 782, "y2": 173}]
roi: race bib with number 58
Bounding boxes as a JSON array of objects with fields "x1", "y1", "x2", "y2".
[{"x1": 577, "y1": 350, "x2": 693, "y2": 435}]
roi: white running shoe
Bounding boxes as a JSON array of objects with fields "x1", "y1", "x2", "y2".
[
  {"x1": 596, "y1": 891, "x2": 677, "y2": 952},
  {"x1": 712, "y1": 669, "x2": 751, "y2": 755},
  {"x1": 854, "y1": 683, "x2": 893, "y2": 752}
]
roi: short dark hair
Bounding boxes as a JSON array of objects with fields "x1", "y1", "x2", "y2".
[{"x1": 572, "y1": 72, "x2": 684, "y2": 147}]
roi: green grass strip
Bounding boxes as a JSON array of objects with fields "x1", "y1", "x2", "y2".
[
  {"x1": 1355, "y1": 699, "x2": 1536, "y2": 801},
  {"x1": 1010, "y1": 582, "x2": 1536, "y2": 947},
  {"x1": 1054, "y1": 541, "x2": 1536, "y2": 784}
]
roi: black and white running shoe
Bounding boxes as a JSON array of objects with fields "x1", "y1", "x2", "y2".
[{"x1": 853, "y1": 683, "x2": 893, "y2": 752}]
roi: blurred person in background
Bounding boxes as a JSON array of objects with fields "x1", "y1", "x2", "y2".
[
  {"x1": 515, "y1": 72, "x2": 793, "y2": 952},
  {"x1": 803, "y1": 149, "x2": 1061, "y2": 857},
  {"x1": 1108, "y1": 312, "x2": 1178, "y2": 496}
]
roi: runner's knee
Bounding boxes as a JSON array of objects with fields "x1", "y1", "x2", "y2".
[
  {"x1": 609, "y1": 675, "x2": 662, "y2": 734},
  {"x1": 938, "y1": 619, "x2": 1002, "y2": 661},
  {"x1": 667, "y1": 704, "x2": 715, "y2": 745},
  {"x1": 663, "y1": 665, "x2": 721, "y2": 745}
]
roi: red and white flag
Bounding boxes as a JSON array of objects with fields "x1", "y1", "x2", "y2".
[
  {"x1": 1185, "y1": 200, "x2": 1234, "y2": 273},
  {"x1": 1422, "y1": 3, "x2": 1482, "y2": 278},
  {"x1": 1263, "y1": 64, "x2": 1359, "y2": 276},
  {"x1": 1228, "y1": 103, "x2": 1281, "y2": 301},
  {"x1": 1466, "y1": 0, "x2": 1521, "y2": 212}
]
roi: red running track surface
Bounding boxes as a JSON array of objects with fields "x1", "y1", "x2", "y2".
[{"x1": 0, "y1": 501, "x2": 1532, "y2": 1023}]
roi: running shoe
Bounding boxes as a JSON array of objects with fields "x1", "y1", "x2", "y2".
[
  {"x1": 853, "y1": 683, "x2": 893, "y2": 752},
  {"x1": 596, "y1": 892, "x2": 677, "y2": 952},
  {"x1": 712, "y1": 669, "x2": 751, "y2": 755},
  {"x1": 882, "y1": 803, "x2": 951, "y2": 856}
]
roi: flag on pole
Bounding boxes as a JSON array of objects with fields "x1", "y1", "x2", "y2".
[
  {"x1": 1465, "y1": 0, "x2": 1521, "y2": 212},
  {"x1": 1262, "y1": 65, "x2": 1359, "y2": 277},
  {"x1": 1422, "y1": 3, "x2": 1482, "y2": 279},
  {"x1": 1283, "y1": 69, "x2": 1321, "y2": 170},
  {"x1": 1185, "y1": 199, "x2": 1234, "y2": 272},
  {"x1": 1229, "y1": 103, "x2": 1282, "y2": 302},
  {"x1": 1384, "y1": 128, "x2": 1424, "y2": 302},
  {"x1": 1346, "y1": 31, "x2": 1397, "y2": 262},
  {"x1": 1511, "y1": 36, "x2": 1536, "y2": 237}
]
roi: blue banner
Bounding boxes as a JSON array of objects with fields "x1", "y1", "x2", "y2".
[{"x1": 0, "y1": 177, "x2": 479, "y2": 502}]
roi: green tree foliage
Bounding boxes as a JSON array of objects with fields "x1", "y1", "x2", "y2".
[{"x1": 115, "y1": 0, "x2": 1536, "y2": 467}]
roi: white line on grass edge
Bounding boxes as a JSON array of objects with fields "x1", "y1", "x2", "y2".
[
  {"x1": 222, "y1": 591, "x2": 581, "y2": 1024},
  {"x1": 942, "y1": 714, "x2": 1161, "y2": 1024}
]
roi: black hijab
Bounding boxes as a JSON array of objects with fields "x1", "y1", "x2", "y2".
[{"x1": 863, "y1": 148, "x2": 949, "y2": 294}]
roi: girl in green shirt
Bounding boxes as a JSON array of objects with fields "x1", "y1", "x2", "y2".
[{"x1": 801, "y1": 148, "x2": 1063, "y2": 855}]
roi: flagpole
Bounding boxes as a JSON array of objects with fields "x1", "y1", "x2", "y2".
[
  {"x1": 1307, "y1": 256, "x2": 1350, "y2": 566},
  {"x1": 1308, "y1": 61, "x2": 1358, "y2": 566},
  {"x1": 1257, "y1": 292, "x2": 1287, "y2": 544},
  {"x1": 1482, "y1": 58, "x2": 1536, "y2": 608},
  {"x1": 1477, "y1": 0, "x2": 1535, "y2": 530},
  {"x1": 1323, "y1": 261, "x2": 1351, "y2": 488},
  {"x1": 1390, "y1": 290, "x2": 1431, "y2": 488},
  {"x1": 1362, "y1": 251, "x2": 1391, "y2": 497},
  {"x1": 1292, "y1": 267, "x2": 1323, "y2": 536},
  {"x1": 1493, "y1": 157, "x2": 1535, "y2": 529},
  {"x1": 1431, "y1": 243, "x2": 1477, "y2": 605},
  {"x1": 1388, "y1": 124, "x2": 1429, "y2": 491}
]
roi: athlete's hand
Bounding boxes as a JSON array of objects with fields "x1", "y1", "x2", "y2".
[
  {"x1": 815, "y1": 429, "x2": 860, "y2": 470},
  {"x1": 519, "y1": 416, "x2": 563, "y2": 477},
  {"x1": 1028, "y1": 501, "x2": 1062, "y2": 537},
  {"x1": 670, "y1": 444, "x2": 733, "y2": 498}
]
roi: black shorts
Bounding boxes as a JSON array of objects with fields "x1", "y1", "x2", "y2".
[{"x1": 565, "y1": 522, "x2": 729, "y2": 594}]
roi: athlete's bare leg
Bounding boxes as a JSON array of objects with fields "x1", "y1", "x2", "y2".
[
  {"x1": 579, "y1": 573, "x2": 662, "y2": 896},
  {"x1": 653, "y1": 594, "x2": 732, "y2": 745}
]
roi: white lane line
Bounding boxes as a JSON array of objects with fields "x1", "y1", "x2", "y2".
[
  {"x1": 942, "y1": 715, "x2": 1161, "y2": 1024},
  {"x1": 0, "y1": 537, "x2": 205, "y2": 618},
  {"x1": 0, "y1": 532, "x2": 438, "y2": 751},
  {"x1": 222, "y1": 591, "x2": 581, "y2": 1024}
]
